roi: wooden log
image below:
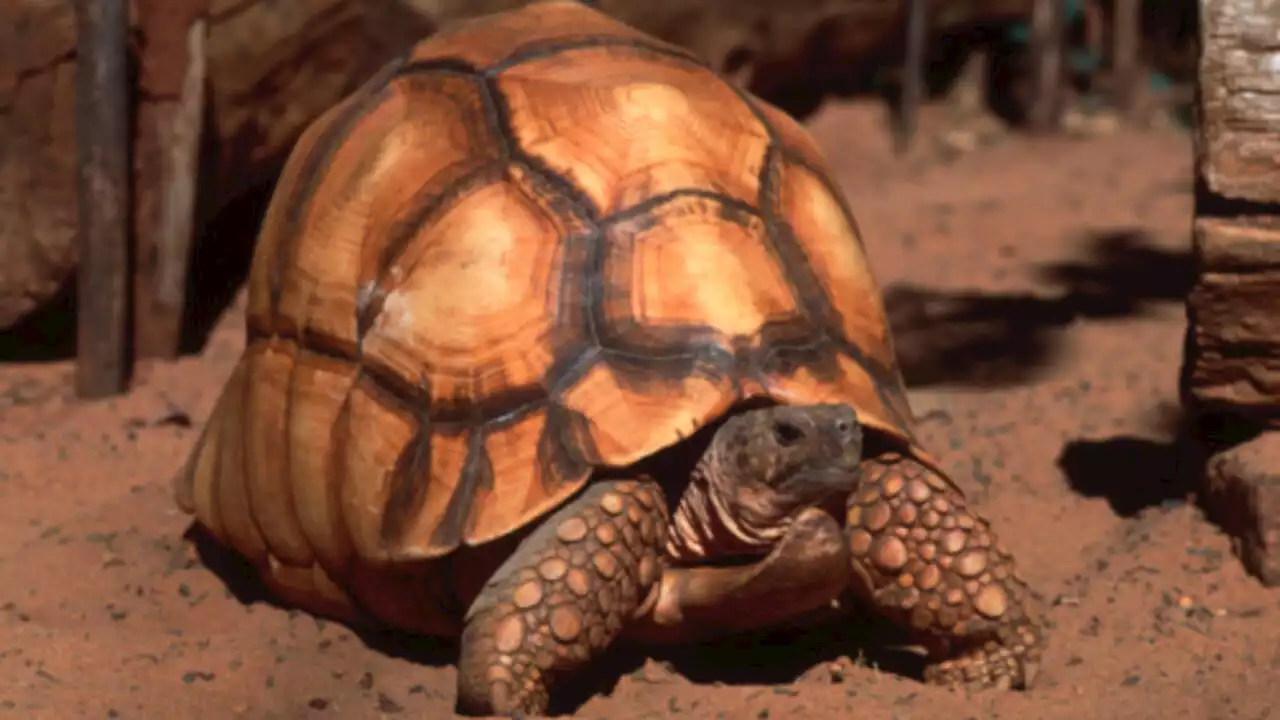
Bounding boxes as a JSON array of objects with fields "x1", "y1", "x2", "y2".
[
  {"x1": 1184, "y1": 216, "x2": 1280, "y2": 422},
  {"x1": 1026, "y1": 0, "x2": 1064, "y2": 132},
  {"x1": 1198, "y1": 0, "x2": 1280, "y2": 204},
  {"x1": 894, "y1": 0, "x2": 929, "y2": 154},
  {"x1": 73, "y1": 0, "x2": 130, "y2": 398}
]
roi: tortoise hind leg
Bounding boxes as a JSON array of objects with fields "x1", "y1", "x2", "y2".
[
  {"x1": 456, "y1": 479, "x2": 668, "y2": 717},
  {"x1": 846, "y1": 452, "x2": 1046, "y2": 690}
]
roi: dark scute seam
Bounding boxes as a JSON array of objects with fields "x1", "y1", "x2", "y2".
[
  {"x1": 479, "y1": 76, "x2": 602, "y2": 221},
  {"x1": 267, "y1": 331, "x2": 426, "y2": 418},
  {"x1": 601, "y1": 188, "x2": 760, "y2": 228},
  {"x1": 538, "y1": 404, "x2": 599, "y2": 493},
  {"x1": 430, "y1": 429, "x2": 496, "y2": 549},
  {"x1": 380, "y1": 397, "x2": 433, "y2": 548},
  {"x1": 394, "y1": 57, "x2": 484, "y2": 82},
  {"x1": 484, "y1": 35, "x2": 711, "y2": 77}
]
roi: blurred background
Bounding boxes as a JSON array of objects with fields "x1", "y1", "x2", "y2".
[{"x1": 0, "y1": 0, "x2": 1197, "y2": 367}]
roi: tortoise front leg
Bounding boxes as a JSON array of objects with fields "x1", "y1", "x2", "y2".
[
  {"x1": 845, "y1": 452, "x2": 1046, "y2": 690},
  {"x1": 456, "y1": 479, "x2": 668, "y2": 717}
]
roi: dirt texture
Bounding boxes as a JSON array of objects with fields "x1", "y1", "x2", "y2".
[{"x1": 2, "y1": 101, "x2": 1276, "y2": 719}]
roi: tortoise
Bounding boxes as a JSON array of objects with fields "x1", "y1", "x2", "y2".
[{"x1": 173, "y1": 1, "x2": 1046, "y2": 715}]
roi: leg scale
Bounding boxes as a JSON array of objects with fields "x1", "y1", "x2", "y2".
[
  {"x1": 456, "y1": 479, "x2": 668, "y2": 716},
  {"x1": 846, "y1": 453, "x2": 1046, "y2": 690}
]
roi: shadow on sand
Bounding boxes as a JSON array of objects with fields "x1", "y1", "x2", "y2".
[
  {"x1": 887, "y1": 228, "x2": 1192, "y2": 389},
  {"x1": 1055, "y1": 403, "x2": 1263, "y2": 520}
]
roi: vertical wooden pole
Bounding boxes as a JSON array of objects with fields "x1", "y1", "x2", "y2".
[
  {"x1": 134, "y1": 0, "x2": 210, "y2": 361},
  {"x1": 153, "y1": 19, "x2": 208, "y2": 358},
  {"x1": 73, "y1": 0, "x2": 130, "y2": 399},
  {"x1": 1111, "y1": 0, "x2": 1142, "y2": 117},
  {"x1": 895, "y1": 0, "x2": 929, "y2": 155},
  {"x1": 1027, "y1": 0, "x2": 1065, "y2": 132}
]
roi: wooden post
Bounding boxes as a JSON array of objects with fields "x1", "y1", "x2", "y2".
[
  {"x1": 153, "y1": 19, "x2": 208, "y2": 358},
  {"x1": 73, "y1": 0, "x2": 130, "y2": 399},
  {"x1": 1027, "y1": 0, "x2": 1065, "y2": 132},
  {"x1": 1111, "y1": 0, "x2": 1142, "y2": 117},
  {"x1": 895, "y1": 0, "x2": 929, "y2": 154},
  {"x1": 133, "y1": 0, "x2": 211, "y2": 360}
]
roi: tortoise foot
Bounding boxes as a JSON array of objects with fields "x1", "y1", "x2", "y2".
[
  {"x1": 846, "y1": 453, "x2": 1047, "y2": 692},
  {"x1": 922, "y1": 619, "x2": 1044, "y2": 691},
  {"x1": 455, "y1": 479, "x2": 668, "y2": 716}
]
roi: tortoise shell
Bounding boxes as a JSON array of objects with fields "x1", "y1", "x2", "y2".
[{"x1": 177, "y1": 0, "x2": 938, "y2": 582}]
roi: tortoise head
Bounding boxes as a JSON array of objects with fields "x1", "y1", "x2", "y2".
[{"x1": 671, "y1": 404, "x2": 865, "y2": 559}]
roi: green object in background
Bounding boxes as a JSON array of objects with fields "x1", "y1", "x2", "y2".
[
  {"x1": 1005, "y1": 1, "x2": 1101, "y2": 79},
  {"x1": 989, "y1": 1, "x2": 1193, "y2": 128},
  {"x1": 1004, "y1": 0, "x2": 1084, "y2": 44},
  {"x1": 1002, "y1": 1, "x2": 1173, "y2": 91}
]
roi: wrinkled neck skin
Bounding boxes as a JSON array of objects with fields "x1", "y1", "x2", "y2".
[{"x1": 666, "y1": 444, "x2": 788, "y2": 564}]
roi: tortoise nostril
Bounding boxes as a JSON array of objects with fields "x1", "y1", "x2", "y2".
[{"x1": 773, "y1": 421, "x2": 805, "y2": 446}]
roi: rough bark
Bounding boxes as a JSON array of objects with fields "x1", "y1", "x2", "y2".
[
  {"x1": 1197, "y1": 0, "x2": 1280, "y2": 204},
  {"x1": 0, "y1": 0, "x2": 413, "y2": 331}
]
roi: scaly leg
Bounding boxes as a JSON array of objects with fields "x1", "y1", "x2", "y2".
[
  {"x1": 456, "y1": 479, "x2": 668, "y2": 717},
  {"x1": 845, "y1": 452, "x2": 1046, "y2": 690}
]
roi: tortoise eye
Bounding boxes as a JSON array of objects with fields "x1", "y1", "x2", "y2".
[{"x1": 772, "y1": 421, "x2": 804, "y2": 446}]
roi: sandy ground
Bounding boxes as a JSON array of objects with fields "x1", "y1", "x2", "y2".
[{"x1": 2, "y1": 101, "x2": 1276, "y2": 719}]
